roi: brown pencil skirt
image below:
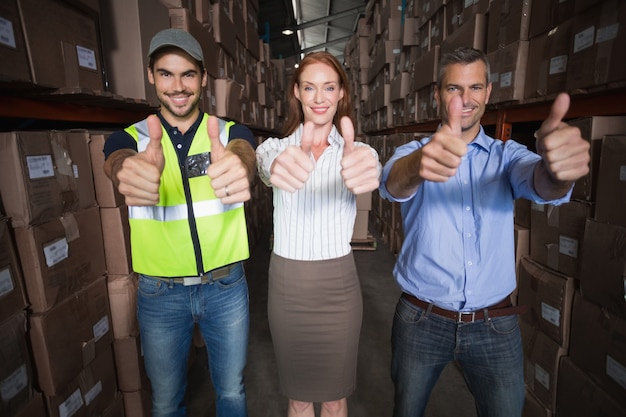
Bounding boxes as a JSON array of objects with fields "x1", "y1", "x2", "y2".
[{"x1": 267, "y1": 252, "x2": 363, "y2": 402}]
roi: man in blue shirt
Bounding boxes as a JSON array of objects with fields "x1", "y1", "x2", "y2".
[{"x1": 379, "y1": 47, "x2": 590, "y2": 417}]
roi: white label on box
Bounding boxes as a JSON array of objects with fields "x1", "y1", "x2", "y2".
[
  {"x1": 0, "y1": 17, "x2": 16, "y2": 48},
  {"x1": 549, "y1": 55, "x2": 568, "y2": 75},
  {"x1": 76, "y1": 45, "x2": 97, "y2": 70},
  {"x1": 58, "y1": 388, "x2": 84, "y2": 417},
  {"x1": 43, "y1": 238, "x2": 69, "y2": 267},
  {"x1": 84, "y1": 380, "x2": 102, "y2": 406},
  {"x1": 0, "y1": 364, "x2": 27, "y2": 401},
  {"x1": 93, "y1": 315, "x2": 110, "y2": 342},
  {"x1": 596, "y1": 23, "x2": 619, "y2": 44},
  {"x1": 534, "y1": 363, "x2": 550, "y2": 390},
  {"x1": 0, "y1": 267, "x2": 15, "y2": 297},
  {"x1": 559, "y1": 235, "x2": 578, "y2": 258},
  {"x1": 573, "y1": 26, "x2": 595, "y2": 53},
  {"x1": 72, "y1": 163, "x2": 79, "y2": 178},
  {"x1": 606, "y1": 355, "x2": 626, "y2": 390},
  {"x1": 26, "y1": 155, "x2": 54, "y2": 179},
  {"x1": 500, "y1": 72, "x2": 513, "y2": 88},
  {"x1": 541, "y1": 302, "x2": 561, "y2": 327},
  {"x1": 619, "y1": 165, "x2": 626, "y2": 181}
]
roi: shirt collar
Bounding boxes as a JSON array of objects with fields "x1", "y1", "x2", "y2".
[{"x1": 470, "y1": 126, "x2": 493, "y2": 152}]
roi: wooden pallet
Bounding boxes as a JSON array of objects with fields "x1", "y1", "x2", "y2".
[{"x1": 350, "y1": 233, "x2": 377, "y2": 251}]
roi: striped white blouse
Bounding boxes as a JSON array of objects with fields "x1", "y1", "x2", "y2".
[{"x1": 256, "y1": 124, "x2": 381, "y2": 261}]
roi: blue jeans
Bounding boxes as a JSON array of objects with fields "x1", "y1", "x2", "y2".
[
  {"x1": 391, "y1": 296, "x2": 524, "y2": 417},
  {"x1": 137, "y1": 262, "x2": 249, "y2": 417}
]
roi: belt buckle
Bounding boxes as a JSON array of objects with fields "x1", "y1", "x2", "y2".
[
  {"x1": 183, "y1": 276, "x2": 202, "y2": 286},
  {"x1": 457, "y1": 311, "x2": 476, "y2": 323}
]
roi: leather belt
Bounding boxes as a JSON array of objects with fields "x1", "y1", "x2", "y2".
[
  {"x1": 153, "y1": 264, "x2": 234, "y2": 286},
  {"x1": 401, "y1": 293, "x2": 527, "y2": 323}
]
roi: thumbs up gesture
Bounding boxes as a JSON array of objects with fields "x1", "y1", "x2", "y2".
[
  {"x1": 534, "y1": 93, "x2": 590, "y2": 182},
  {"x1": 418, "y1": 95, "x2": 468, "y2": 182},
  {"x1": 115, "y1": 114, "x2": 165, "y2": 206},
  {"x1": 268, "y1": 121, "x2": 316, "y2": 192},
  {"x1": 206, "y1": 116, "x2": 252, "y2": 204},
  {"x1": 340, "y1": 116, "x2": 380, "y2": 194}
]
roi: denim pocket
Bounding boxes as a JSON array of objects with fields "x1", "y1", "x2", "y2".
[
  {"x1": 487, "y1": 314, "x2": 519, "y2": 335},
  {"x1": 138, "y1": 275, "x2": 169, "y2": 298},
  {"x1": 216, "y1": 265, "x2": 246, "y2": 289},
  {"x1": 395, "y1": 297, "x2": 429, "y2": 324}
]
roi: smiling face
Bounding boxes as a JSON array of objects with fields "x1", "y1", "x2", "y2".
[
  {"x1": 148, "y1": 48, "x2": 207, "y2": 129},
  {"x1": 435, "y1": 60, "x2": 492, "y2": 142},
  {"x1": 294, "y1": 61, "x2": 345, "y2": 129}
]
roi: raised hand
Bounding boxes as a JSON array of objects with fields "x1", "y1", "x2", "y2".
[
  {"x1": 268, "y1": 121, "x2": 315, "y2": 192},
  {"x1": 206, "y1": 116, "x2": 251, "y2": 203},
  {"x1": 419, "y1": 95, "x2": 468, "y2": 182},
  {"x1": 534, "y1": 93, "x2": 590, "y2": 182},
  {"x1": 116, "y1": 114, "x2": 165, "y2": 206},
  {"x1": 340, "y1": 116, "x2": 380, "y2": 194}
]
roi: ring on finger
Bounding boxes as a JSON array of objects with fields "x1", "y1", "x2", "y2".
[{"x1": 224, "y1": 185, "x2": 230, "y2": 197}]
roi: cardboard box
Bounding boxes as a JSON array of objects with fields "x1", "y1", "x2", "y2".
[
  {"x1": 101, "y1": 393, "x2": 125, "y2": 417},
  {"x1": 529, "y1": 200, "x2": 593, "y2": 278},
  {"x1": 595, "y1": 135, "x2": 626, "y2": 228},
  {"x1": 44, "y1": 346, "x2": 118, "y2": 417},
  {"x1": 0, "y1": 130, "x2": 96, "y2": 228},
  {"x1": 556, "y1": 356, "x2": 626, "y2": 417},
  {"x1": 122, "y1": 388, "x2": 152, "y2": 417},
  {"x1": 520, "y1": 321, "x2": 567, "y2": 412},
  {"x1": 107, "y1": 274, "x2": 139, "y2": 339},
  {"x1": 169, "y1": 6, "x2": 221, "y2": 79},
  {"x1": 0, "y1": 312, "x2": 34, "y2": 417},
  {"x1": 18, "y1": 0, "x2": 104, "y2": 91},
  {"x1": 100, "y1": 206, "x2": 132, "y2": 276},
  {"x1": 352, "y1": 210, "x2": 370, "y2": 241},
  {"x1": 14, "y1": 206, "x2": 106, "y2": 312},
  {"x1": 99, "y1": 0, "x2": 170, "y2": 105},
  {"x1": 515, "y1": 198, "x2": 531, "y2": 228},
  {"x1": 528, "y1": 0, "x2": 575, "y2": 38},
  {"x1": 525, "y1": 19, "x2": 572, "y2": 100},
  {"x1": 522, "y1": 390, "x2": 550, "y2": 417},
  {"x1": 487, "y1": 41, "x2": 529, "y2": 104},
  {"x1": 214, "y1": 78, "x2": 245, "y2": 121},
  {"x1": 486, "y1": 0, "x2": 531, "y2": 53},
  {"x1": 88, "y1": 132, "x2": 125, "y2": 208},
  {"x1": 569, "y1": 292, "x2": 626, "y2": 409},
  {"x1": 518, "y1": 256, "x2": 575, "y2": 348},
  {"x1": 29, "y1": 275, "x2": 113, "y2": 395},
  {"x1": 566, "y1": 0, "x2": 626, "y2": 91},
  {"x1": 0, "y1": 219, "x2": 27, "y2": 323},
  {"x1": 13, "y1": 392, "x2": 45, "y2": 417},
  {"x1": 440, "y1": 13, "x2": 487, "y2": 56},
  {"x1": 579, "y1": 219, "x2": 626, "y2": 319},
  {"x1": 568, "y1": 115, "x2": 626, "y2": 201},
  {"x1": 513, "y1": 224, "x2": 529, "y2": 305},
  {"x1": 113, "y1": 335, "x2": 149, "y2": 392},
  {"x1": 0, "y1": 0, "x2": 31, "y2": 83}
]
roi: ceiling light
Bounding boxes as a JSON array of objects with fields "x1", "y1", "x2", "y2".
[{"x1": 282, "y1": 28, "x2": 294, "y2": 36}]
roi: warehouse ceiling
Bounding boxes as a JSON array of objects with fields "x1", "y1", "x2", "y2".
[{"x1": 258, "y1": 0, "x2": 368, "y2": 63}]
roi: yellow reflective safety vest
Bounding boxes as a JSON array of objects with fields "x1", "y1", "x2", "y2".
[{"x1": 125, "y1": 114, "x2": 249, "y2": 277}]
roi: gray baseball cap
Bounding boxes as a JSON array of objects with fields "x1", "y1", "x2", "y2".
[{"x1": 148, "y1": 28, "x2": 204, "y2": 64}]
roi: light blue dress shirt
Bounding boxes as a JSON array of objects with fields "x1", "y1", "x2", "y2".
[{"x1": 379, "y1": 127, "x2": 572, "y2": 311}]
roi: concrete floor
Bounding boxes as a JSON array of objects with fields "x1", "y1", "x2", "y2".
[{"x1": 186, "y1": 228, "x2": 477, "y2": 417}]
